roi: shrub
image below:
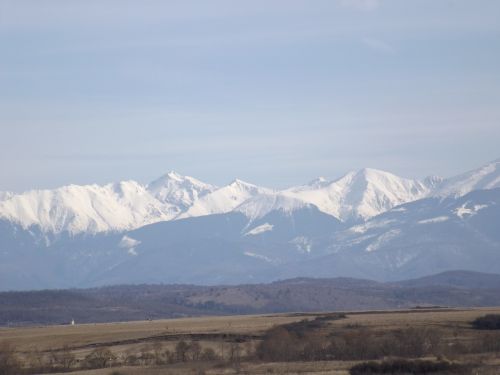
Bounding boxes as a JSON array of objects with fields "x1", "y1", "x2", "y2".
[
  {"x1": 472, "y1": 314, "x2": 500, "y2": 330},
  {"x1": 125, "y1": 352, "x2": 139, "y2": 366},
  {"x1": 350, "y1": 359, "x2": 470, "y2": 375}
]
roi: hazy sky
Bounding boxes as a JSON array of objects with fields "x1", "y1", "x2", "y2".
[{"x1": 1, "y1": 0, "x2": 499, "y2": 191}]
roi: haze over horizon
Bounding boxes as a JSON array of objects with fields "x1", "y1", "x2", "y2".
[{"x1": 1, "y1": 0, "x2": 499, "y2": 191}]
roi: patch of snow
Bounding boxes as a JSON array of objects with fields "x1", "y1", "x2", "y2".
[
  {"x1": 366, "y1": 229, "x2": 401, "y2": 252},
  {"x1": 390, "y1": 207, "x2": 406, "y2": 212},
  {"x1": 119, "y1": 235, "x2": 141, "y2": 248},
  {"x1": 128, "y1": 248, "x2": 138, "y2": 256},
  {"x1": 454, "y1": 203, "x2": 488, "y2": 219},
  {"x1": 349, "y1": 219, "x2": 396, "y2": 234},
  {"x1": 119, "y1": 235, "x2": 141, "y2": 256},
  {"x1": 417, "y1": 216, "x2": 449, "y2": 224},
  {"x1": 290, "y1": 236, "x2": 312, "y2": 253},
  {"x1": 244, "y1": 223, "x2": 274, "y2": 236},
  {"x1": 244, "y1": 251, "x2": 273, "y2": 263}
]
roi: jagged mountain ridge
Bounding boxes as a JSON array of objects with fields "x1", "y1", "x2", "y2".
[
  {"x1": 0, "y1": 159, "x2": 498, "y2": 235},
  {"x1": 283, "y1": 168, "x2": 435, "y2": 222},
  {"x1": 432, "y1": 159, "x2": 500, "y2": 197},
  {"x1": 0, "y1": 186, "x2": 498, "y2": 290}
]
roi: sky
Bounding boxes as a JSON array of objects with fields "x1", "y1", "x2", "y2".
[{"x1": 0, "y1": 0, "x2": 499, "y2": 191}]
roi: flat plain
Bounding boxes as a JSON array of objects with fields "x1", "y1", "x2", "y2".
[{"x1": 1, "y1": 307, "x2": 500, "y2": 374}]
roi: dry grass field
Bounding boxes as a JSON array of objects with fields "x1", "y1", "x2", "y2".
[{"x1": 1, "y1": 307, "x2": 500, "y2": 374}]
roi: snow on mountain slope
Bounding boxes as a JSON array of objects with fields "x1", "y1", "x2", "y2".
[
  {"x1": 0, "y1": 172, "x2": 216, "y2": 235},
  {"x1": 235, "y1": 193, "x2": 313, "y2": 221},
  {"x1": 0, "y1": 181, "x2": 180, "y2": 235},
  {"x1": 147, "y1": 171, "x2": 216, "y2": 209},
  {"x1": 2, "y1": 159, "x2": 499, "y2": 236},
  {"x1": 178, "y1": 180, "x2": 272, "y2": 219},
  {"x1": 284, "y1": 168, "x2": 432, "y2": 221},
  {"x1": 0, "y1": 191, "x2": 13, "y2": 201},
  {"x1": 304, "y1": 188, "x2": 500, "y2": 281},
  {"x1": 433, "y1": 159, "x2": 500, "y2": 197}
]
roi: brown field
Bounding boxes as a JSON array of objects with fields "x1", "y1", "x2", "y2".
[{"x1": 1, "y1": 307, "x2": 500, "y2": 374}]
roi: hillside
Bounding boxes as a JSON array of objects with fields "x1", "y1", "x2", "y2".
[{"x1": 1, "y1": 270, "x2": 500, "y2": 326}]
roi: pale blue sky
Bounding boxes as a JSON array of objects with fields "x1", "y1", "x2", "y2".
[{"x1": 1, "y1": 0, "x2": 499, "y2": 191}]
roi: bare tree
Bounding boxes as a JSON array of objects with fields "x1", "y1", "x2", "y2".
[
  {"x1": 50, "y1": 345, "x2": 76, "y2": 371},
  {"x1": 84, "y1": 347, "x2": 116, "y2": 369},
  {"x1": 188, "y1": 341, "x2": 202, "y2": 361},
  {"x1": 175, "y1": 340, "x2": 189, "y2": 362}
]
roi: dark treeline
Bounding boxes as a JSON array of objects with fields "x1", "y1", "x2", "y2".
[{"x1": 3, "y1": 271, "x2": 500, "y2": 326}]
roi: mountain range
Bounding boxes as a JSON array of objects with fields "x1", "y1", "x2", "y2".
[{"x1": 0, "y1": 159, "x2": 499, "y2": 290}]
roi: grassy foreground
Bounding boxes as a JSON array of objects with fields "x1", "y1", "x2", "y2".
[{"x1": 1, "y1": 307, "x2": 500, "y2": 374}]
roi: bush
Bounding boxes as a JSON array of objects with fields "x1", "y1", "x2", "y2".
[
  {"x1": 257, "y1": 324, "x2": 443, "y2": 362},
  {"x1": 49, "y1": 345, "x2": 76, "y2": 371},
  {"x1": 472, "y1": 314, "x2": 500, "y2": 330},
  {"x1": 256, "y1": 326, "x2": 301, "y2": 361},
  {"x1": 200, "y1": 347, "x2": 218, "y2": 361},
  {"x1": 83, "y1": 347, "x2": 117, "y2": 369},
  {"x1": 350, "y1": 359, "x2": 470, "y2": 375}
]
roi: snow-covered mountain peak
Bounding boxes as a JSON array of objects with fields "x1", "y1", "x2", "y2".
[
  {"x1": 332, "y1": 168, "x2": 430, "y2": 221},
  {"x1": 2, "y1": 158, "x2": 499, "y2": 236},
  {"x1": 433, "y1": 159, "x2": 500, "y2": 197},
  {"x1": 147, "y1": 172, "x2": 216, "y2": 208},
  {"x1": 177, "y1": 180, "x2": 272, "y2": 219},
  {"x1": 346, "y1": 167, "x2": 404, "y2": 183},
  {"x1": 284, "y1": 168, "x2": 430, "y2": 222},
  {"x1": 0, "y1": 181, "x2": 180, "y2": 235},
  {"x1": 307, "y1": 177, "x2": 330, "y2": 188},
  {"x1": 158, "y1": 171, "x2": 185, "y2": 182},
  {"x1": 228, "y1": 178, "x2": 260, "y2": 189}
]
